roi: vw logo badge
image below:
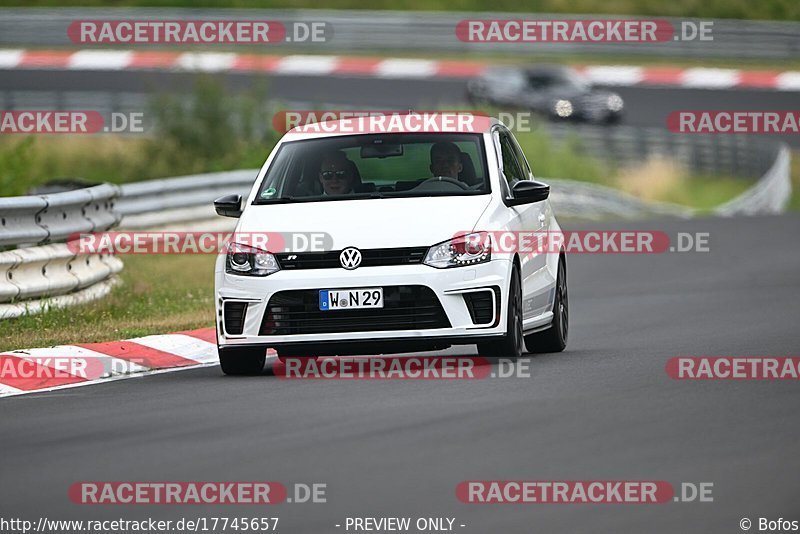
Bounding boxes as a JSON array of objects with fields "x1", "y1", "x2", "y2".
[{"x1": 339, "y1": 247, "x2": 362, "y2": 270}]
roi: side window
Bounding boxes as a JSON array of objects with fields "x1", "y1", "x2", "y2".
[
  {"x1": 499, "y1": 132, "x2": 525, "y2": 191},
  {"x1": 509, "y1": 134, "x2": 533, "y2": 180},
  {"x1": 527, "y1": 75, "x2": 551, "y2": 89}
]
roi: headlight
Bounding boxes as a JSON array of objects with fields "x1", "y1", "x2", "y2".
[
  {"x1": 424, "y1": 232, "x2": 491, "y2": 268},
  {"x1": 607, "y1": 94, "x2": 624, "y2": 112},
  {"x1": 554, "y1": 99, "x2": 573, "y2": 118},
  {"x1": 225, "y1": 242, "x2": 280, "y2": 277}
]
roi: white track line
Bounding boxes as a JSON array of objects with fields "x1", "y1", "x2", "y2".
[
  {"x1": 681, "y1": 68, "x2": 740, "y2": 89},
  {"x1": 582, "y1": 66, "x2": 644, "y2": 86},
  {"x1": 68, "y1": 50, "x2": 133, "y2": 70},
  {"x1": 175, "y1": 52, "x2": 236, "y2": 72},
  {"x1": 775, "y1": 71, "x2": 800, "y2": 91},
  {"x1": 132, "y1": 334, "x2": 218, "y2": 364},
  {"x1": 275, "y1": 55, "x2": 339, "y2": 75},
  {"x1": 375, "y1": 58, "x2": 438, "y2": 78},
  {"x1": 0, "y1": 49, "x2": 23, "y2": 69}
]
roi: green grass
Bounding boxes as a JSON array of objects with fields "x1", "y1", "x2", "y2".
[
  {"x1": 0, "y1": 77, "x2": 279, "y2": 197},
  {"x1": 2, "y1": 0, "x2": 798, "y2": 21},
  {"x1": 0, "y1": 254, "x2": 216, "y2": 352},
  {"x1": 789, "y1": 153, "x2": 800, "y2": 211},
  {"x1": 514, "y1": 129, "x2": 609, "y2": 184},
  {"x1": 659, "y1": 174, "x2": 753, "y2": 210}
]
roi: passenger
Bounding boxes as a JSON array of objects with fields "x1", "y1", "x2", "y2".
[
  {"x1": 319, "y1": 151, "x2": 357, "y2": 195},
  {"x1": 429, "y1": 142, "x2": 464, "y2": 180}
]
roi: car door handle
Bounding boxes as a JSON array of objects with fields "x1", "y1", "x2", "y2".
[{"x1": 537, "y1": 213, "x2": 546, "y2": 223}]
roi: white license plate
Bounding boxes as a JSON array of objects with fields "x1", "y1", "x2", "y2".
[{"x1": 319, "y1": 288, "x2": 383, "y2": 311}]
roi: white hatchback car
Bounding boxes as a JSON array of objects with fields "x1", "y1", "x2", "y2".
[{"x1": 214, "y1": 116, "x2": 568, "y2": 375}]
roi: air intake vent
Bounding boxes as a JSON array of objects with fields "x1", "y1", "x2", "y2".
[
  {"x1": 464, "y1": 288, "x2": 499, "y2": 325},
  {"x1": 223, "y1": 301, "x2": 248, "y2": 335}
]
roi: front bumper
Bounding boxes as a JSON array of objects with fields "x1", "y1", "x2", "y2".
[{"x1": 215, "y1": 257, "x2": 513, "y2": 348}]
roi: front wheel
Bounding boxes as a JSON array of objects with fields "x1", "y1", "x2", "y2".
[
  {"x1": 477, "y1": 267, "x2": 523, "y2": 359},
  {"x1": 218, "y1": 346, "x2": 267, "y2": 375},
  {"x1": 524, "y1": 256, "x2": 568, "y2": 353}
]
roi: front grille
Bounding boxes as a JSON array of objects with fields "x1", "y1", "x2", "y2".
[
  {"x1": 260, "y1": 286, "x2": 450, "y2": 335},
  {"x1": 223, "y1": 301, "x2": 248, "y2": 335},
  {"x1": 275, "y1": 247, "x2": 428, "y2": 270}
]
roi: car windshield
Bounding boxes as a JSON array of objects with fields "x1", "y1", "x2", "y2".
[
  {"x1": 253, "y1": 133, "x2": 490, "y2": 204},
  {"x1": 527, "y1": 69, "x2": 590, "y2": 92},
  {"x1": 488, "y1": 68, "x2": 526, "y2": 90},
  {"x1": 553, "y1": 70, "x2": 591, "y2": 91}
]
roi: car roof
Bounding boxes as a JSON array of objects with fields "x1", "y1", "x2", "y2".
[
  {"x1": 483, "y1": 64, "x2": 574, "y2": 79},
  {"x1": 284, "y1": 113, "x2": 502, "y2": 139},
  {"x1": 522, "y1": 65, "x2": 573, "y2": 77}
]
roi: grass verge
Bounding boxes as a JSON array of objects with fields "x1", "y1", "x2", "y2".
[
  {"x1": 790, "y1": 152, "x2": 800, "y2": 211},
  {"x1": 0, "y1": 254, "x2": 216, "y2": 352},
  {"x1": 0, "y1": 76, "x2": 278, "y2": 197}
]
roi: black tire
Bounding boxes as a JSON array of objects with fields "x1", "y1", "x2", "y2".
[
  {"x1": 218, "y1": 346, "x2": 266, "y2": 376},
  {"x1": 524, "y1": 256, "x2": 568, "y2": 353},
  {"x1": 604, "y1": 113, "x2": 622, "y2": 126},
  {"x1": 477, "y1": 267, "x2": 523, "y2": 359}
]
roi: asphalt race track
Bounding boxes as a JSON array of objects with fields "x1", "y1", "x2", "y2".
[
  {"x1": 1, "y1": 214, "x2": 798, "y2": 533},
  {"x1": 2, "y1": 69, "x2": 800, "y2": 148}
]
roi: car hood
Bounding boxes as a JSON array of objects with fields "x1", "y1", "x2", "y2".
[{"x1": 236, "y1": 195, "x2": 493, "y2": 251}]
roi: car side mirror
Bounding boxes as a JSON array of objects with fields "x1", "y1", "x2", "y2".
[
  {"x1": 508, "y1": 180, "x2": 549, "y2": 206},
  {"x1": 214, "y1": 194, "x2": 242, "y2": 218}
]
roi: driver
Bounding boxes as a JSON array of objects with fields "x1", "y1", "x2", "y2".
[
  {"x1": 318, "y1": 151, "x2": 357, "y2": 196},
  {"x1": 429, "y1": 142, "x2": 463, "y2": 180}
]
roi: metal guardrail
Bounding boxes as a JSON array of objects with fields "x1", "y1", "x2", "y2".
[
  {"x1": 548, "y1": 179, "x2": 693, "y2": 219},
  {"x1": 0, "y1": 183, "x2": 120, "y2": 248},
  {"x1": 546, "y1": 124, "x2": 779, "y2": 179},
  {"x1": 0, "y1": 184, "x2": 123, "y2": 318},
  {"x1": 0, "y1": 171, "x2": 254, "y2": 318},
  {"x1": 0, "y1": 246, "x2": 122, "y2": 315},
  {"x1": 0, "y1": 8, "x2": 798, "y2": 59},
  {"x1": 117, "y1": 170, "x2": 256, "y2": 228},
  {"x1": 716, "y1": 144, "x2": 792, "y2": 216},
  {"x1": 0, "y1": 196, "x2": 49, "y2": 248}
]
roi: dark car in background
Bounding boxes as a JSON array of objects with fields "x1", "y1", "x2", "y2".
[{"x1": 467, "y1": 65, "x2": 624, "y2": 125}]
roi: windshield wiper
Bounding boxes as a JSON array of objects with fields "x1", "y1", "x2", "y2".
[{"x1": 258, "y1": 192, "x2": 386, "y2": 204}]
